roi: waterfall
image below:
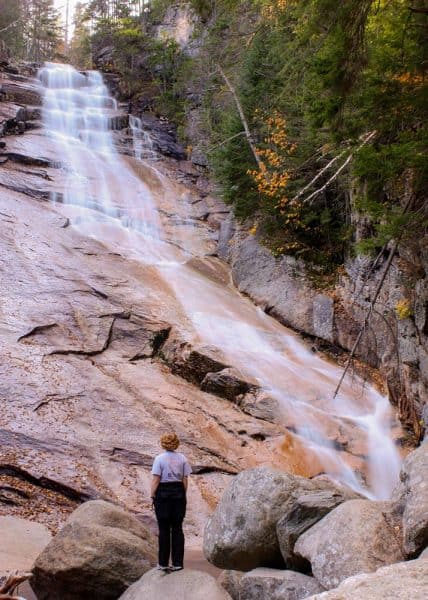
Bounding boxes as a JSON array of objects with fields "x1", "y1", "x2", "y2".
[
  {"x1": 38, "y1": 62, "x2": 167, "y2": 261},
  {"x1": 38, "y1": 63, "x2": 402, "y2": 499},
  {"x1": 130, "y1": 115, "x2": 158, "y2": 161}
]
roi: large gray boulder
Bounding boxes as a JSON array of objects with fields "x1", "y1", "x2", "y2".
[
  {"x1": 294, "y1": 499, "x2": 404, "y2": 589},
  {"x1": 304, "y1": 558, "x2": 428, "y2": 599},
  {"x1": 392, "y1": 443, "x2": 428, "y2": 556},
  {"x1": 276, "y1": 480, "x2": 359, "y2": 568},
  {"x1": 203, "y1": 468, "x2": 309, "y2": 570},
  {"x1": 238, "y1": 568, "x2": 323, "y2": 600},
  {"x1": 32, "y1": 500, "x2": 156, "y2": 600},
  {"x1": 118, "y1": 568, "x2": 232, "y2": 600}
]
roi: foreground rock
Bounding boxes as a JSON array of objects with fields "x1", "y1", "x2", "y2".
[
  {"x1": 32, "y1": 500, "x2": 156, "y2": 600},
  {"x1": 392, "y1": 443, "x2": 428, "y2": 556},
  {"x1": 204, "y1": 468, "x2": 355, "y2": 571},
  {"x1": 238, "y1": 568, "x2": 323, "y2": 600},
  {"x1": 294, "y1": 499, "x2": 404, "y2": 589},
  {"x1": 118, "y1": 568, "x2": 231, "y2": 600},
  {"x1": 304, "y1": 558, "x2": 428, "y2": 600},
  {"x1": 204, "y1": 468, "x2": 301, "y2": 570},
  {"x1": 276, "y1": 481, "x2": 359, "y2": 568},
  {"x1": 0, "y1": 516, "x2": 51, "y2": 572},
  {"x1": 204, "y1": 467, "x2": 358, "y2": 571},
  {"x1": 218, "y1": 570, "x2": 244, "y2": 600}
]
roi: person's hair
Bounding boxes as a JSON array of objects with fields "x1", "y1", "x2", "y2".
[{"x1": 160, "y1": 432, "x2": 180, "y2": 451}]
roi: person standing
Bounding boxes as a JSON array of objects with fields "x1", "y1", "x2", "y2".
[{"x1": 151, "y1": 433, "x2": 192, "y2": 571}]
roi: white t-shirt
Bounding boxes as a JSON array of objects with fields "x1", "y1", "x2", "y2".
[{"x1": 151, "y1": 451, "x2": 192, "y2": 483}]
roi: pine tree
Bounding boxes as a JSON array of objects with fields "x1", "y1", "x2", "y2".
[{"x1": 26, "y1": 0, "x2": 62, "y2": 62}]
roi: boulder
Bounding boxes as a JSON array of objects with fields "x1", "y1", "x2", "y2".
[
  {"x1": 276, "y1": 481, "x2": 360, "y2": 568},
  {"x1": 392, "y1": 443, "x2": 428, "y2": 556},
  {"x1": 0, "y1": 516, "x2": 51, "y2": 572},
  {"x1": 162, "y1": 330, "x2": 229, "y2": 385},
  {"x1": 204, "y1": 467, "x2": 315, "y2": 570},
  {"x1": 32, "y1": 500, "x2": 156, "y2": 600},
  {"x1": 239, "y1": 568, "x2": 323, "y2": 600},
  {"x1": 420, "y1": 546, "x2": 428, "y2": 558},
  {"x1": 294, "y1": 499, "x2": 404, "y2": 589},
  {"x1": 201, "y1": 368, "x2": 257, "y2": 401},
  {"x1": 303, "y1": 558, "x2": 428, "y2": 600},
  {"x1": 273, "y1": 572, "x2": 324, "y2": 600},
  {"x1": 118, "y1": 568, "x2": 232, "y2": 600},
  {"x1": 218, "y1": 570, "x2": 244, "y2": 600}
]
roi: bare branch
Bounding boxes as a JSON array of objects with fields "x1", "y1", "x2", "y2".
[
  {"x1": 333, "y1": 192, "x2": 415, "y2": 399},
  {"x1": 408, "y1": 6, "x2": 428, "y2": 14},
  {"x1": 217, "y1": 65, "x2": 264, "y2": 170},
  {"x1": 206, "y1": 131, "x2": 246, "y2": 153},
  {"x1": 0, "y1": 18, "x2": 21, "y2": 36},
  {"x1": 0, "y1": 571, "x2": 31, "y2": 598},
  {"x1": 290, "y1": 149, "x2": 347, "y2": 203},
  {"x1": 302, "y1": 131, "x2": 377, "y2": 205}
]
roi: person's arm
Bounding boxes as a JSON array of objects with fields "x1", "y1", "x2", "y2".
[
  {"x1": 182, "y1": 457, "x2": 192, "y2": 494},
  {"x1": 151, "y1": 475, "x2": 160, "y2": 500}
]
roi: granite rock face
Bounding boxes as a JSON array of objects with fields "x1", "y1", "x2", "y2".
[
  {"x1": 228, "y1": 235, "x2": 317, "y2": 336},
  {"x1": 392, "y1": 443, "x2": 428, "y2": 556},
  {"x1": 294, "y1": 499, "x2": 404, "y2": 589},
  {"x1": 220, "y1": 225, "x2": 428, "y2": 439}
]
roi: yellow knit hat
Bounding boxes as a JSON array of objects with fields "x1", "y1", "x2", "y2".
[{"x1": 160, "y1": 433, "x2": 180, "y2": 451}]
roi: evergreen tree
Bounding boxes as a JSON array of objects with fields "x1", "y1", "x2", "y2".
[
  {"x1": 26, "y1": 0, "x2": 62, "y2": 62},
  {"x1": 0, "y1": 0, "x2": 62, "y2": 61}
]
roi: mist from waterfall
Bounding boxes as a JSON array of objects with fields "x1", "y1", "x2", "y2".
[{"x1": 38, "y1": 62, "x2": 402, "y2": 499}]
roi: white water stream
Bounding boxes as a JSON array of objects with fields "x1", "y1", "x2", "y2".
[{"x1": 38, "y1": 63, "x2": 402, "y2": 499}]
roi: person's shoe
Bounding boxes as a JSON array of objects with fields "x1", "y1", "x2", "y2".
[
  {"x1": 170, "y1": 565, "x2": 183, "y2": 571},
  {"x1": 157, "y1": 565, "x2": 169, "y2": 571}
]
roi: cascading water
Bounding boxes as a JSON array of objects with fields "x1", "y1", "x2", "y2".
[
  {"x1": 38, "y1": 62, "x2": 402, "y2": 499},
  {"x1": 38, "y1": 62, "x2": 171, "y2": 261},
  {"x1": 130, "y1": 115, "x2": 158, "y2": 161}
]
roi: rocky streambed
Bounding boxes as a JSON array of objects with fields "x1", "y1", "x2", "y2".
[
  {"x1": 0, "y1": 61, "x2": 426, "y2": 599},
  {"x1": 1, "y1": 445, "x2": 427, "y2": 599}
]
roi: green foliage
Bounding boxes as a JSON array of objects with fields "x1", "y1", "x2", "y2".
[
  {"x1": 69, "y1": 0, "x2": 427, "y2": 268},
  {"x1": 0, "y1": 0, "x2": 62, "y2": 61},
  {"x1": 70, "y1": 2, "x2": 92, "y2": 68},
  {"x1": 187, "y1": 0, "x2": 427, "y2": 267}
]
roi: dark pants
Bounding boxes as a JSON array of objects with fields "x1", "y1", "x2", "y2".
[{"x1": 154, "y1": 482, "x2": 186, "y2": 567}]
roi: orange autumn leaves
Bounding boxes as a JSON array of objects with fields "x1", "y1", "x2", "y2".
[
  {"x1": 261, "y1": 0, "x2": 290, "y2": 20},
  {"x1": 247, "y1": 110, "x2": 298, "y2": 221}
]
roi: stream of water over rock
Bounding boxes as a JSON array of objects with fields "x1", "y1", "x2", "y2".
[{"x1": 37, "y1": 62, "x2": 402, "y2": 500}]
